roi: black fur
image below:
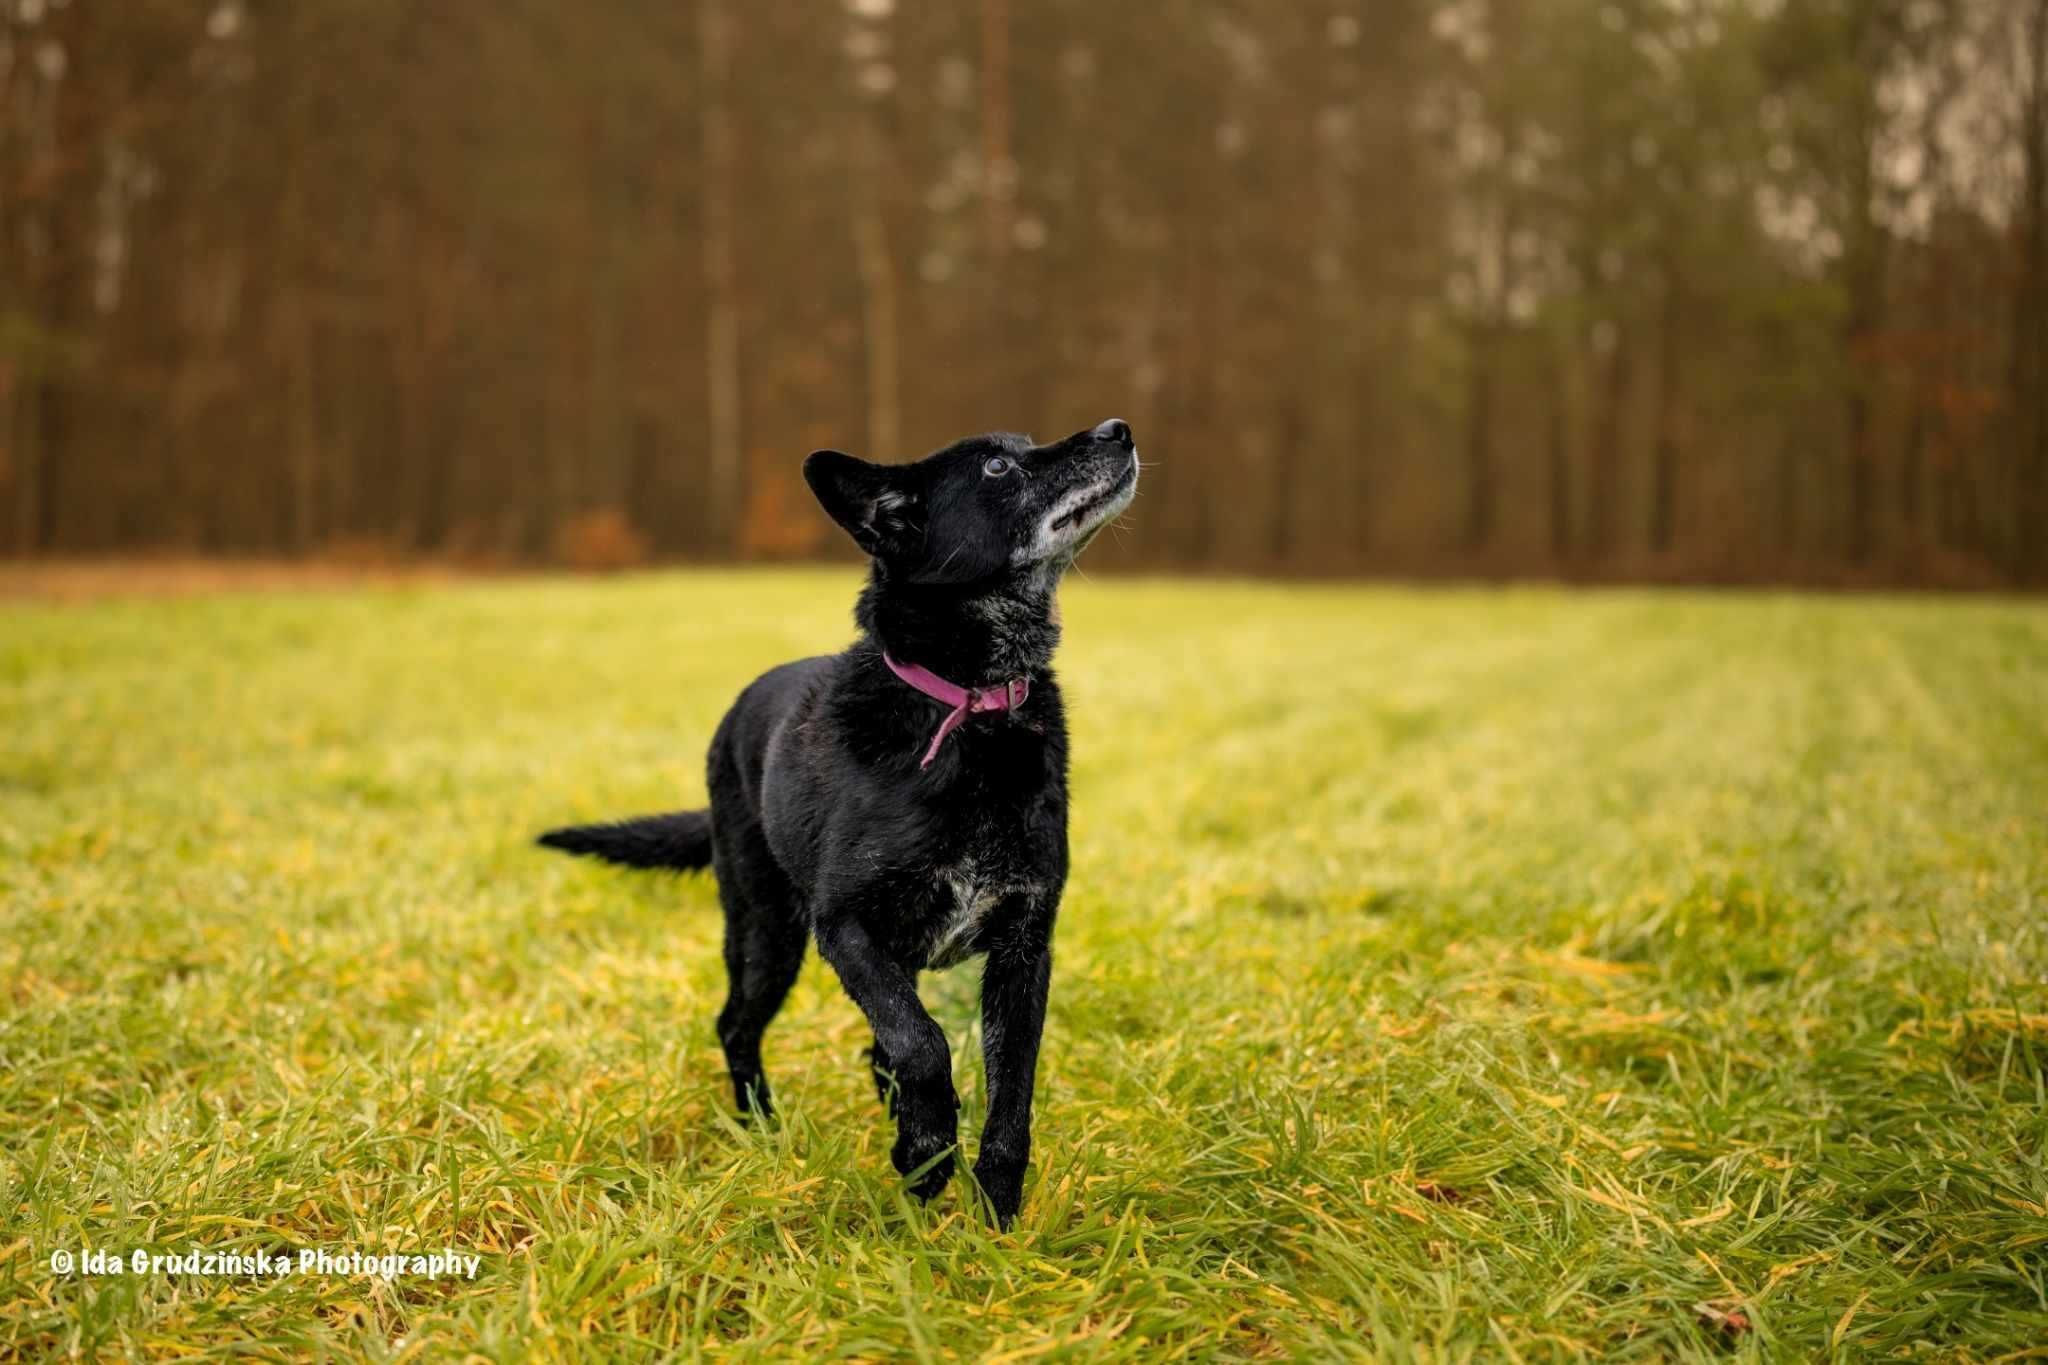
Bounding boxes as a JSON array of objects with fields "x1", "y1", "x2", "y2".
[
  {"x1": 538, "y1": 418, "x2": 1138, "y2": 1227},
  {"x1": 535, "y1": 811, "x2": 711, "y2": 870}
]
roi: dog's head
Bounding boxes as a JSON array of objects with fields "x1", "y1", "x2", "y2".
[{"x1": 804, "y1": 419, "x2": 1139, "y2": 586}]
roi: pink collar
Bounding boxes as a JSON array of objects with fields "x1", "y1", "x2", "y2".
[{"x1": 881, "y1": 652, "x2": 1031, "y2": 769}]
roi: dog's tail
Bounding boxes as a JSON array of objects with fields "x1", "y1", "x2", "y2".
[{"x1": 536, "y1": 809, "x2": 713, "y2": 872}]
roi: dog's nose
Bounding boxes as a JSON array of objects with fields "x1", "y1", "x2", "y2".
[{"x1": 1093, "y1": 418, "x2": 1133, "y2": 448}]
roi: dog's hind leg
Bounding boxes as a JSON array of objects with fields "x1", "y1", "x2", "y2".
[{"x1": 710, "y1": 817, "x2": 806, "y2": 1118}]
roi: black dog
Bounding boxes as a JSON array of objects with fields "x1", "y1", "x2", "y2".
[{"x1": 538, "y1": 419, "x2": 1138, "y2": 1226}]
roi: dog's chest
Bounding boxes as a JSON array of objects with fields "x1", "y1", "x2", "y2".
[{"x1": 924, "y1": 854, "x2": 1042, "y2": 970}]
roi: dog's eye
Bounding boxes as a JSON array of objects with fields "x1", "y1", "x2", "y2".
[{"x1": 982, "y1": 455, "x2": 1012, "y2": 477}]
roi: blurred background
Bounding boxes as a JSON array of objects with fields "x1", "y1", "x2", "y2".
[{"x1": 0, "y1": 0, "x2": 2043, "y2": 586}]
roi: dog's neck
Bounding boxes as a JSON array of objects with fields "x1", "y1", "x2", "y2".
[{"x1": 855, "y1": 564, "x2": 1061, "y2": 685}]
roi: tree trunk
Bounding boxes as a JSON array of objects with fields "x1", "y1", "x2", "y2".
[
  {"x1": 1778, "y1": 430, "x2": 1799, "y2": 563},
  {"x1": 2017, "y1": 0, "x2": 2048, "y2": 582},
  {"x1": 698, "y1": 0, "x2": 743, "y2": 551},
  {"x1": 1845, "y1": 386, "x2": 1874, "y2": 565},
  {"x1": 1588, "y1": 324, "x2": 1630, "y2": 561},
  {"x1": 849, "y1": 115, "x2": 900, "y2": 461},
  {"x1": 1842, "y1": 62, "x2": 1883, "y2": 568},
  {"x1": 978, "y1": 0, "x2": 1012, "y2": 411},
  {"x1": 286, "y1": 313, "x2": 319, "y2": 551},
  {"x1": 9, "y1": 371, "x2": 43, "y2": 556},
  {"x1": 1900, "y1": 396, "x2": 1923, "y2": 543},
  {"x1": 585, "y1": 80, "x2": 626, "y2": 519},
  {"x1": 1272, "y1": 400, "x2": 1304, "y2": 564},
  {"x1": 276, "y1": 23, "x2": 319, "y2": 554},
  {"x1": 1466, "y1": 195, "x2": 1513, "y2": 556},
  {"x1": 1170, "y1": 246, "x2": 1215, "y2": 566},
  {"x1": 1464, "y1": 324, "x2": 1496, "y2": 553},
  {"x1": 1548, "y1": 350, "x2": 1570, "y2": 562},
  {"x1": 1649, "y1": 257, "x2": 1681, "y2": 556}
]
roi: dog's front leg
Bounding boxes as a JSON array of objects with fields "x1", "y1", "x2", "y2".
[
  {"x1": 973, "y1": 922, "x2": 1052, "y2": 1228},
  {"x1": 814, "y1": 914, "x2": 959, "y2": 1200}
]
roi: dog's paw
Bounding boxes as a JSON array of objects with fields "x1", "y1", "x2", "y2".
[
  {"x1": 892, "y1": 1129, "x2": 957, "y2": 1202},
  {"x1": 731, "y1": 1074, "x2": 775, "y2": 1122},
  {"x1": 971, "y1": 1154, "x2": 1027, "y2": 1229}
]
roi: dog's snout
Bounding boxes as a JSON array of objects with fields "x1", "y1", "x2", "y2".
[{"x1": 1093, "y1": 418, "x2": 1133, "y2": 448}]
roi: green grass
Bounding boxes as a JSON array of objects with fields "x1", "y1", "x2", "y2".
[{"x1": 4, "y1": 571, "x2": 2046, "y2": 1361}]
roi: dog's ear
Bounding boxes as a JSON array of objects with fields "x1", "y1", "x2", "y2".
[{"x1": 803, "y1": 450, "x2": 920, "y2": 558}]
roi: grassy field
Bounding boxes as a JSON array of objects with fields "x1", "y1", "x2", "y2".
[{"x1": 3, "y1": 571, "x2": 2046, "y2": 1360}]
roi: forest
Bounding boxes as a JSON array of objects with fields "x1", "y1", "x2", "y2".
[{"x1": 2, "y1": 0, "x2": 2044, "y2": 585}]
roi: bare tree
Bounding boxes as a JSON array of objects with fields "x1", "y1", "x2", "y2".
[
  {"x1": 0, "y1": 0, "x2": 2037, "y2": 586},
  {"x1": 699, "y1": 0, "x2": 742, "y2": 549}
]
